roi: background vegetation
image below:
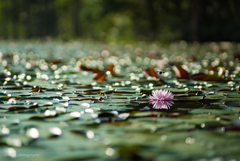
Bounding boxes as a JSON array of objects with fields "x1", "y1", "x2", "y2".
[{"x1": 0, "y1": 0, "x2": 239, "y2": 42}]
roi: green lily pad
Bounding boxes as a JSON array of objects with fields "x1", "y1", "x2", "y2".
[{"x1": 189, "y1": 108, "x2": 239, "y2": 115}]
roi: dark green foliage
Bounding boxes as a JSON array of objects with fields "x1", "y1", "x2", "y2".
[{"x1": 0, "y1": 0, "x2": 240, "y2": 42}]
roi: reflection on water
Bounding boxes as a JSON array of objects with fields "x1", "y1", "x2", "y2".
[{"x1": 149, "y1": 100, "x2": 174, "y2": 109}]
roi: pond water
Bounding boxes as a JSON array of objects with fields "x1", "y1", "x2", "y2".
[{"x1": 0, "y1": 41, "x2": 240, "y2": 161}]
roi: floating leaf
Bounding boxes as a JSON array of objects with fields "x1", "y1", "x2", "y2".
[{"x1": 189, "y1": 108, "x2": 238, "y2": 115}]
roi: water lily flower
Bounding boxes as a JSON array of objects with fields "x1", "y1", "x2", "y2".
[{"x1": 149, "y1": 89, "x2": 174, "y2": 109}]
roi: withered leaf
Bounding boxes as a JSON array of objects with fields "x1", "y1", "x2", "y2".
[
  {"x1": 31, "y1": 86, "x2": 44, "y2": 93},
  {"x1": 93, "y1": 71, "x2": 107, "y2": 82},
  {"x1": 144, "y1": 67, "x2": 160, "y2": 79},
  {"x1": 173, "y1": 65, "x2": 190, "y2": 79},
  {"x1": 105, "y1": 63, "x2": 115, "y2": 71},
  {"x1": 80, "y1": 64, "x2": 100, "y2": 72},
  {"x1": 207, "y1": 66, "x2": 216, "y2": 72},
  {"x1": 48, "y1": 59, "x2": 62, "y2": 64},
  {"x1": 106, "y1": 63, "x2": 123, "y2": 77},
  {"x1": 191, "y1": 73, "x2": 231, "y2": 81}
]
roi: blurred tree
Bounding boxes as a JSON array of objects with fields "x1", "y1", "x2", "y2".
[
  {"x1": 72, "y1": 0, "x2": 80, "y2": 37},
  {"x1": 146, "y1": 0, "x2": 158, "y2": 41},
  {"x1": 0, "y1": 0, "x2": 239, "y2": 42},
  {"x1": 191, "y1": 0, "x2": 199, "y2": 41},
  {"x1": 199, "y1": 0, "x2": 240, "y2": 42}
]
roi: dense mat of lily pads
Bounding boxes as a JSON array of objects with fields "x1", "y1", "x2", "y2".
[{"x1": 0, "y1": 41, "x2": 240, "y2": 161}]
